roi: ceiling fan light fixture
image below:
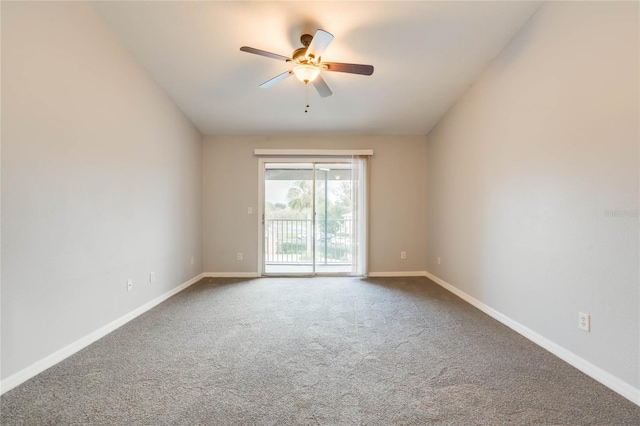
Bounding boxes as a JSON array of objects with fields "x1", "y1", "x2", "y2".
[
  {"x1": 240, "y1": 28, "x2": 373, "y2": 99},
  {"x1": 293, "y1": 64, "x2": 320, "y2": 83}
]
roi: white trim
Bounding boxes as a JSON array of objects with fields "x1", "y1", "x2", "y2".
[
  {"x1": 1, "y1": 273, "x2": 205, "y2": 395},
  {"x1": 424, "y1": 271, "x2": 640, "y2": 407},
  {"x1": 257, "y1": 159, "x2": 266, "y2": 276},
  {"x1": 367, "y1": 271, "x2": 428, "y2": 277},
  {"x1": 254, "y1": 149, "x2": 373, "y2": 157},
  {"x1": 203, "y1": 272, "x2": 260, "y2": 278},
  {"x1": 5, "y1": 270, "x2": 636, "y2": 406}
]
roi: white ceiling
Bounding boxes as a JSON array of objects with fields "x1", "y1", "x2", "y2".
[{"x1": 91, "y1": 1, "x2": 540, "y2": 136}]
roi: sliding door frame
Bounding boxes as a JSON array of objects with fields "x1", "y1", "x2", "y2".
[{"x1": 258, "y1": 157, "x2": 363, "y2": 277}]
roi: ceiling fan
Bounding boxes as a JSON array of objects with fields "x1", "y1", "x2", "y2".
[{"x1": 240, "y1": 29, "x2": 374, "y2": 99}]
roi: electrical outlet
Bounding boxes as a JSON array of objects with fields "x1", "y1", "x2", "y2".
[
  {"x1": 437, "y1": 257, "x2": 441, "y2": 265},
  {"x1": 191, "y1": 256, "x2": 195, "y2": 265},
  {"x1": 237, "y1": 252, "x2": 243, "y2": 261},
  {"x1": 127, "y1": 279, "x2": 133, "y2": 292},
  {"x1": 579, "y1": 312, "x2": 590, "y2": 332},
  {"x1": 248, "y1": 207, "x2": 253, "y2": 214},
  {"x1": 149, "y1": 272, "x2": 155, "y2": 283},
  {"x1": 401, "y1": 251, "x2": 407, "y2": 259}
]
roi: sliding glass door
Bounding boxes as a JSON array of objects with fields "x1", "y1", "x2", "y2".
[
  {"x1": 264, "y1": 163, "x2": 315, "y2": 275},
  {"x1": 261, "y1": 159, "x2": 366, "y2": 276}
]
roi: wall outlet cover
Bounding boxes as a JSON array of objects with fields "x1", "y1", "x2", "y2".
[{"x1": 579, "y1": 312, "x2": 590, "y2": 332}]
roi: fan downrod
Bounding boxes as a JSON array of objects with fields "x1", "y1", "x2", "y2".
[{"x1": 300, "y1": 34, "x2": 313, "y2": 47}]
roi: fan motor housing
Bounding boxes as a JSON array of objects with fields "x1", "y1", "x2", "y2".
[
  {"x1": 292, "y1": 34, "x2": 320, "y2": 62},
  {"x1": 292, "y1": 47, "x2": 308, "y2": 61}
]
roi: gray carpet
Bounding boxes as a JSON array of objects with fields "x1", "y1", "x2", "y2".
[{"x1": 2, "y1": 276, "x2": 639, "y2": 425}]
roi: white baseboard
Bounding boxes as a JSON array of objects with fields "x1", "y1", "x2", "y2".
[
  {"x1": 203, "y1": 272, "x2": 260, "y2": 278},
  {"x1": 367, "y1": 271, "x2": 428, "y2": 277},
  {"x1": 5, "y1": 271, "x2": 637, "y2": 407},
  {"x1": 424, "y1": 271, "x2": 640, "y2": 407},
  {"x1": 0, "y1": 273, "x2": 205, "y2": 395}
]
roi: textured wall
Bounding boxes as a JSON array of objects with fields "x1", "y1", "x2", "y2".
[
  {"x1": 202, "y1": 135, "x2": 427, "y2": 275},
  {"x1": 1, "y1": 2, "x2": 203, "y2": 380},
  {"x1": 426, "y1": 2, "x2": 639, "y2": 388}
]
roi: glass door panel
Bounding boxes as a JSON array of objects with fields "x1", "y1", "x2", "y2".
[
  {"x1": 314, "y1": 163, "x2": 353, "y2": 274},
  {"x1": 264, "y1": 163, "x2": 314, "y2": 274}
]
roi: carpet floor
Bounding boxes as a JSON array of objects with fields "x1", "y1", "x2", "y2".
[{"x1": 2, "y1": 276, "x2": 639, "y2": 425}]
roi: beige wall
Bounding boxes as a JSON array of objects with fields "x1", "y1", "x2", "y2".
[
  {"x1": 203, "y1": 136, "x2": 427, "y2": 274},
  {"x1": 1, "y1": 2, "x2": 203, "y2": 380},
  {"x1": 426, "y1": 1, "x2": 639, "y2": 389}
]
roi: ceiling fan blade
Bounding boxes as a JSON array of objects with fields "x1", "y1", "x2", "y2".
[
  {"x1": 305, "y1": 29, "x2": 334, "y2": 61},
  {"x1": 259, "y1": 70, "x2": 293, "y2": 88},
  {"x1": 323, "y1": 62, "x2": 374, "y2": 76},
  {"x1": 312, "y1": 75, "x2": 332, "y2": 98},
  {"x1": 240, "y1": 46, "x2": 290, "y2": 62}
]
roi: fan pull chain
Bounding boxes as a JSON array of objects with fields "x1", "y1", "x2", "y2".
[{"x1": 304, "y1": 82, "x2": 310, "y2": 113}]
